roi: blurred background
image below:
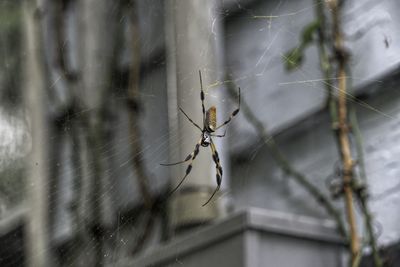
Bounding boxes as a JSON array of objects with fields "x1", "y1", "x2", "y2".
[{"x1": 1, "y1": 0, "x2": 400, "y2": 266}]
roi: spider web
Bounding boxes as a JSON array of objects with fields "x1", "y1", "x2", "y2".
[{"x1": 0, "y1": 0, "x2": 400, "y2": 266}]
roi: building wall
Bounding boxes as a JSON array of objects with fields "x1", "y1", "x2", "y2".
[{"x1": 225, "y1": 0, "x2": 400, "y2": 245}]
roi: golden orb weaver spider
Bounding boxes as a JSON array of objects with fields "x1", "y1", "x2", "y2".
[{"x1": 161, "y1": 71, "x2": 240, "y2": 206}]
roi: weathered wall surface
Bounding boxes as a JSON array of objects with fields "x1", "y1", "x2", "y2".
[{"x1": 225, "y1": 0, "x2": 400, "y2": 245}]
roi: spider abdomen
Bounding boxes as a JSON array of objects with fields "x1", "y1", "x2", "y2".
[{"x1": 205, "y1": 106, "x2": 217, "y2": 132}]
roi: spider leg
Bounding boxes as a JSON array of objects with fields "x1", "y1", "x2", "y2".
[
  {"x1": 199, "y1": 70, "x2": 206, "y2": 124},
  {"x1": 210, "y1": 129, "x2": 226, "y2": 138},
  {"x1": 160, "y1": 138, "x2": 202, "y2": 166},
  {"x1": 215, "y1": 87, "x2": 241, "y2": 130},
  {"x1": 179, "y1": 107, "x2": 202, "y2": 132},
  {"x1": 202, "y1": 139, "x2": 223, "y2": 206},
  {"x1": 167, "y1": 138, "x2": 202, "y2": 195}
]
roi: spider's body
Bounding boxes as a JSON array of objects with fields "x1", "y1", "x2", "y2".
[
  {"x1": 161, "y1": 71, "x2": 240, "y2": 206},
  {"x1": 201, "y1": 131, "x2": 212, "y2": 147},
  {"x1": 201, "y1": 106, "x2": 216, "y2": 147}
]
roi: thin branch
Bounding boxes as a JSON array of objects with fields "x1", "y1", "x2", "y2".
[
  {"x1": 314, "y1": 0, "x2": 339, "y2": 130},
  {"x1": 350, "y1": 102, "x2": 382, "y2": 267},
  {"x1": 226, "y1": 80, "x2": 347, "y2": 238},
  {"x1": 127, "y1": 0, "x2": 153, "y2": 211},
  {"x1": 78, "y1": 1, "x2": 124, "y2": 264},
  {"x1": 356, "y1": 188, "x2": 382, "y2": 267},
  {"x1": 328, "y1": 0, "x2": 360, "y2": 264},
  {"x1": 316, "y1": 1, "x2": 382, "y2": 265},
  {"x1": 126, "y1": 1, "x2": 161, "y2": 255},
  {"x1": 288, "y1": 0, "x2": 383, "y2": 265}
]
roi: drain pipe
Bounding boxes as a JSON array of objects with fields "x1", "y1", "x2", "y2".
[{"x1": 165, "y1": 0, "x2": 226, "y2": 232}]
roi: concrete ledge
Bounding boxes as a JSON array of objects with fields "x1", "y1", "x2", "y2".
[{"x1": 121, "y1": 208, "x2": 345, "y2": 267}]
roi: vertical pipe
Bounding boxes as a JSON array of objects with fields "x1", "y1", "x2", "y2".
[
  {"x1": 165, "y1": 0, "x2": 224, "y2": 231},
  {"x1": 23, "y1": 0, "x2": 50, "y2": 266}
]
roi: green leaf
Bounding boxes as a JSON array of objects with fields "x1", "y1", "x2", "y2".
[
  {"x1": 284, "y1": 47, "x2": 303, "y2": 71},
  {"x1": 301, "y1": 20, "x2": 320, "y2": 45},
  {"x1": 283, "y1": 20, "x2": 320, "y2": 71}
]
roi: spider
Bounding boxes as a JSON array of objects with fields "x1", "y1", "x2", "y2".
[{"x1": 161, "y1": 71, "x2": 240, "y2": 206}]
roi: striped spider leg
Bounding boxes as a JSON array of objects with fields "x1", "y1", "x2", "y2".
[
  {"x1": 202, "y1": 139, "x2": 223, "y2": 206},
  {"x1": 160, "y1": 137, "x2": 202, "y2": 195},
  {"x1": 161, "y1": 71, "x2": 241, "y2": 206}
]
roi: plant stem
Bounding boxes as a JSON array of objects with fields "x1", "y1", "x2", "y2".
[
  {"x1": 350, "y1": 106, "x2": 382, "y2": 267},
  {"x1": 328, "y1": 0, "x2": 360, "y2": 264},
  {"x1": 127, "y1": 0, "x2": 153, "y2": 209},
  {"x1": 127, "y1": 1, "x2": 159, "y2": 254},
  {"x1": 316, "y1": 1, "x2": 382, "y2": 265}
]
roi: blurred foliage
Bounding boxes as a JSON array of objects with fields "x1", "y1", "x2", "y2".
[
  {"x1": 0, "y1": 0, "x2": 23, "y2": 109},
  {"x1": 0, "y1": 0, "x2": 26, "y2": 217},
  {"x1": 0, "y1": 161, "x2": 25, "y2": 217}
]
